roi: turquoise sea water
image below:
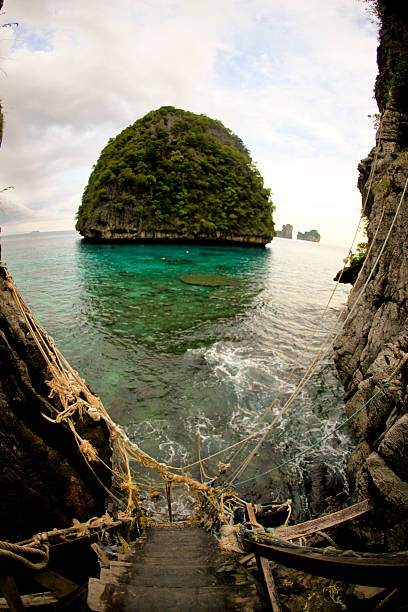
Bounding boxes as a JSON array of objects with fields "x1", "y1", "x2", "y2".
[{"x1": 2, "y1": 231, "x2": 353, "y2": 519}]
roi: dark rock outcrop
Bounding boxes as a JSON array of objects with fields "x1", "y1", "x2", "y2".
[
  {"x1": 0, "y1": 266, "x2": 112, "y2": 541},
  {"x1": 334, "y1": 0, "x2": 408, "y2": 551},
  {"x1": 297, "y1": 229, "x2": 320, "y2": 243},
  {"x1": 333, "y1": 260, "x2": 363, "y2": 285},
  {"x1": 76, "y1": 106, "x2": 274, "y2": 247},
  {"x1": 275, "y1": 224, "x2": 293, "y2": 239}
]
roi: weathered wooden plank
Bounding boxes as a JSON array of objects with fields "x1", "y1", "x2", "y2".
[
  {"x1": 258, "y1": 558, "x2": 282, "y2": 612},
  {"x1": 370, "y1": 588, "x2": 399, "y2": 612},
  {"x1": 87, "y1": 577, "x2": 107, "y2": 612},
  {"x1": 0, "y1": 591, "x2": 57, "y2": 609},
  {"x1": 246, "y1": 503, "x2": 282, "y2": 612},
  {"x1": 100, "y1": 568, "x2": 122, "y2": 585},
  {"x1": 245, "y1": 503, "x2": 263, "y2": 528},
  {"x1": 166, "y1": 482, "x2": 173, "y2": 523},
  {"x1": 91, "y1": 543, "x2": 110, "y2": 568},
  {"x1": 0, "y1": 576, "x2": 23, "y2": 612},
  {"x1": 106, "y1": 566, "x2": 130, "y2": 580},
  {"x1": 275, "y1": 499, "x2": 374, "y2": 541},
  {"x1": 238, "y1": 552, "x2": 255, "y2": 565},
  {"x1": 241, "y1": 538, "x2": 408, "y2": 587},
  {"x1": 33, "y1": 569, "x2": 79, "y2": 598},
  {"x1": 110, "y1": 560, "x2": 133, "y2": 568}
]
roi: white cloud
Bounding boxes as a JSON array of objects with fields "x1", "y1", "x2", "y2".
[{"x1": 0, "y1": 0, "x2": 378, "y2": 243}]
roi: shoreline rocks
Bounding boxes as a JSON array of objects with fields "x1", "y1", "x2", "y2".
[{"x1": 81, "y1": 230, "x2": 269, "y2": 247}]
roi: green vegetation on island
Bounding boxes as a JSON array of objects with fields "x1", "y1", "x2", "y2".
[
  {"x1": 76, "y1": 107, "x2": 275, "y2": 245},
  {"x1": 367, "y1": 0, "x2": 408, "y2": 113}
]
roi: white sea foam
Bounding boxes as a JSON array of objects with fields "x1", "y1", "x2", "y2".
[
  {"x1": 158, "y1": 440, "x2": 188, "y2": 466},
  {"x1": 194, "y1": 342, "x2": 298, "y2": 397}
]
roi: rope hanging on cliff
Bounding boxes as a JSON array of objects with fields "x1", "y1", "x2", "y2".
[
  {"x1": 228, "y1": 196, "x2": 390, "y2": 485},
  {"x1": 172, "y1": 121, "x2": 392, "y2": 478},
  {"x1": 229, "y1": 172, "x2": 408, "y2": 484},
  {"x1": 236, "y1": 381, "x2": 390, "y2": 486},
  {"x1": 224, "y1": 119, "x2": 387, "y2": 483},
  {"x1": 174, "y1": 187, "x2": 393, "y2": 479},
  {"x1": 2, "y1": 266, "x2": 232, "y2": 530}
]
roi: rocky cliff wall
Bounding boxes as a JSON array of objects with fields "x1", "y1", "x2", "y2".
[
  {"x1": 334, "y1": 0, "x2": 408, "y2": 551},
  {"x1": 81, "y1": 225, "x2": 269, "y2": 246},
  {"x1": 0, "y1": 266, "x2": 112, "y2": 541}
]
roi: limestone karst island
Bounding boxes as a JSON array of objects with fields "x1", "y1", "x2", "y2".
[{"x1": 76, "y1": 107, "x2": 275, "y2": 246}]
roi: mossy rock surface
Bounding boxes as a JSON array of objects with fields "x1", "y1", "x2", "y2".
[
  {"x1": 76, "y1": 106, "x2": 274, "y2": 246},
  {"x1": 178, "y1": 274, "x2": 241, "y2": 287}
]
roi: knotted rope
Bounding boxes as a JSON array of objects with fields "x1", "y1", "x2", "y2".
[{"x1": 0, "y1": 541, "x2": 49, "y2": 570}]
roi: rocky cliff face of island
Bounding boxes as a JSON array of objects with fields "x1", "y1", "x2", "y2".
[
  {"x1": 76, "y1": 107, "x2": 275, "y2": 247},
  {"x1": 0, "y1": 266, "x2": 112, "y2": 541},
  {"x1": 334, "y1": 0, "x2": 408, "y2": 551},
  {"x1": 297, "y1": 229, "x2": 320, "y2": 242},
  {"x1": 275, "y1": 224, "x2": 293, "y2": 239}
]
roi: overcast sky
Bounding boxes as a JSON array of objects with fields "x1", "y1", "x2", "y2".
[{"x1": 0, "y1": 0, "x2": 378, "y2": 245}]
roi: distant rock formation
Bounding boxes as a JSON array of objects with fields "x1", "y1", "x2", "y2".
[
  {"x1": 76, "y1": 106, "x2": 275, "y2": 247},
  {"x1": 275, "y1": 224, "x2": 293, "y2": 239},
  {"x1": 297, "y1": 229, "x2": 320, "y2": 242}
]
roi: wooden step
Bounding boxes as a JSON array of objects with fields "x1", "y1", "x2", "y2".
[
  {"x1": 87, "y1": 526, "x2": 264, "y2": 611},
  {"x1": 126, "y1": 568, "x2": 222, "y2": 588},
  {"x1": 0, "y1": 591, "x2": 58, "y2": 609},
  {"x1": 122, "y1": 559, "x2": 216, "y2": 569},
  {"x1": 120, "y1": 584, "x2": 259, "y2": 612}
]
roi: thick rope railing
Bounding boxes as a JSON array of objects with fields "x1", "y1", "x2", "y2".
[
  {"x1": 228, "y1": 195, "x2": 392, "y2": 485},
  {"x1": 0, "y1": 541, "x2": 49, "y2": 570},
  {"x1": 2, "y1": 266, "x2": 219, "y2": 525},
  {"x1": 230, "y1": 173, "x2": 408, "y2": 484},
  {"x1": 168, "y1": 123, "x2": 391, "y2": 478},
  {"x1": 225, "y1": 128, "x2": 393, "y2": 483},
  {"x1": 172, "y1": 174, "x2": 401, "y2": 480},
  {"x1": 224, "y1": 120, "x2": 384, "y2": 464}
]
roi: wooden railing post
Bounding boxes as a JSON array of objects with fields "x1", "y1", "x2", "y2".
[
  {"x1": 0, "y1": 575, "x2": 24, "y2": 612},
  {"x1": 166, "y1": 481, "x2": 173, "y2": 523},
  {"x1": 246, "y1": 503, "x2": 282, "y2": 612}
]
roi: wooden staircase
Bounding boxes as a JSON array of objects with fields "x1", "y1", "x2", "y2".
[{"x1": 87, "y1": 525, "x2": 265, "y2": 611}]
